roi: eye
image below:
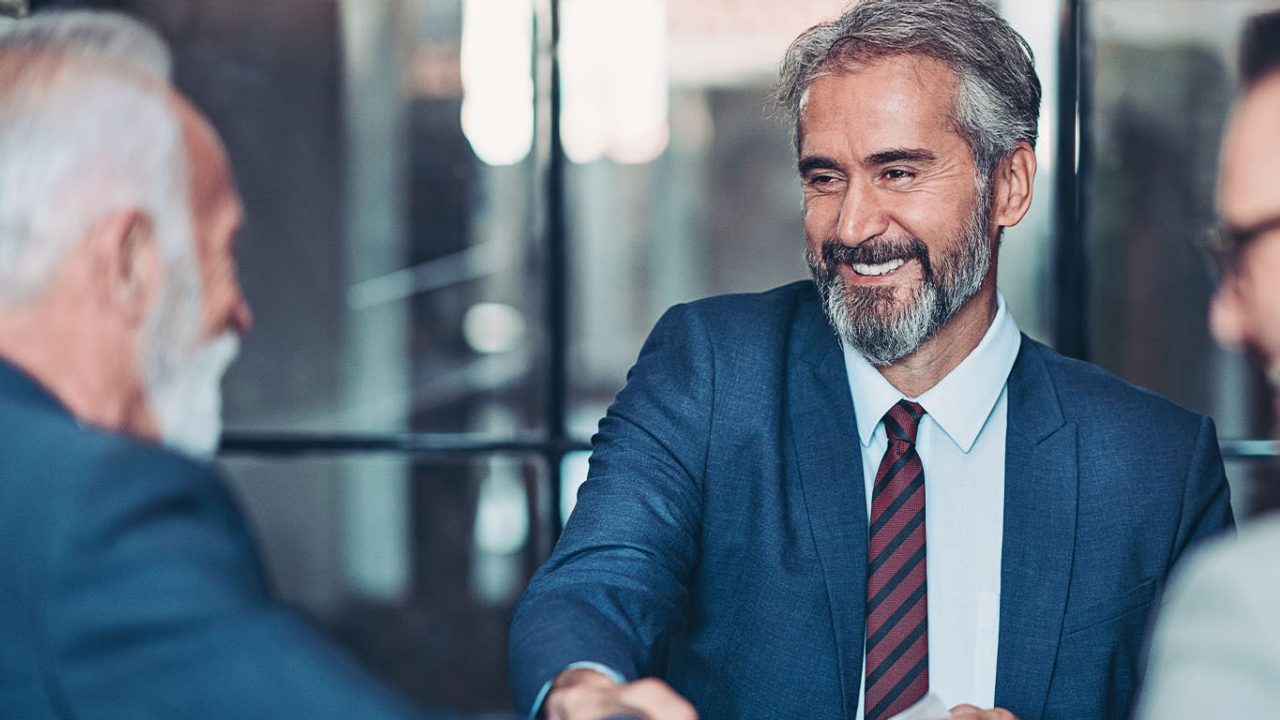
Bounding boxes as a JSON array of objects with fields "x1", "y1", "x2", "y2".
[
  {"x1": 804, "y1": 173, "x2": 845, "y2": 192},
  {"x1": 881, "y1": 167, "x2": 916, "y2": 182}
]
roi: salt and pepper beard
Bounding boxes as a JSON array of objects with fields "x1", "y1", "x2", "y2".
[{"x1": 807, "y1": 184, "x2": 994, "y2": 366}]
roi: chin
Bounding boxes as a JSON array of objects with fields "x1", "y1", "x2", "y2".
[{"x1": 149, "y1": 333, "x2": 240, "y2": 459}]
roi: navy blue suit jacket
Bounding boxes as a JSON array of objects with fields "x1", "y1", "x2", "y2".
[
  {"x1": 509, "y1": 281, "x2": 1233, "y2": 719},
  {"x1": 0, "y1": 360, "x2": 448, "y2": 719}
]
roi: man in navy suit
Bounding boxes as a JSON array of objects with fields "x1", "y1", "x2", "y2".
[
  {"x1": 508, "y1": 1, "x2": 1233, "y2": 718},
  {"x1": 0, "y1": 12, "x2": 452, "y2": 719}
]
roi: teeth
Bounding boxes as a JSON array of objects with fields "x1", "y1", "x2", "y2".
[{"x1": 851, "y1": 258, "x2": 907, "y2": 276}]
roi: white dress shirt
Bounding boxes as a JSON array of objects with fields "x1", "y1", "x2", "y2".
[{"x1": 842, "y1": 293, "x2": 1021, "y2": 717}]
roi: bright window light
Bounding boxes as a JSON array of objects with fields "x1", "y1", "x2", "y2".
[
  {"x1": 461, "y1": 0, "x2": 535, "y2": 166},
  {"x1": 561, "y1": 0, "x2": 669, "y2": 164}
]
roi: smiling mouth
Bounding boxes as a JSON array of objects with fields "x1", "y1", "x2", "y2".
[{"x1": 850, "y1": 258, "x2": 908, "y2": 277}]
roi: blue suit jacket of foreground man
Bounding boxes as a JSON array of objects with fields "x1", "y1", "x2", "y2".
[
  {"x1": 509, "y1": 281, "x2": 1233, "y2": 719},
  {"x1": 0, "y1": 359, "x2": 448, "y2": 719}
]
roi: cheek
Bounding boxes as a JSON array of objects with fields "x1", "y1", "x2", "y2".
[
  {"x1": 803, "y1": 194, "x2": 842, "y2": 236},
  {"x1": 1244, "y1": 244, "x2": 1280, "y2": 327},
  {"x1": 1251, "y1": 285, "x2": 1280, "y2": 351},
  {"x1": 899, "y1": 194, "x2": 972, "y2": 238}
]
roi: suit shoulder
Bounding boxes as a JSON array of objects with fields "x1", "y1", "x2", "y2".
[
  {"x1": 1026, "y1": 338, "x2": 1207, "y2": 430},
  {"x1": 1, "y1": 401, "x2": 219, "y2": 514}
]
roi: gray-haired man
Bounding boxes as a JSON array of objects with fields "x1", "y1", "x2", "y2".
[
  {"x1": 0, "y1": 12, "x2": 454, "y2": 719},
  {"x1": 508, "y1": 1, "x2": 1232, "y2": 718}
]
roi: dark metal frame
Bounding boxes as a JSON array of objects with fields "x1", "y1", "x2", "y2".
[{"x1": 1055, "y1": 0, "x2": 1090, "y2": 361}]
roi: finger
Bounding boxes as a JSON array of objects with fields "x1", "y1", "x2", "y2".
[
  {"x1": 617, "y1": 678, "x2": 698, "y2": 720},
  {"x1": 547, "y1": 685, "x2": 620, "y2": 720},
  {"x1": 948, "y1": 706, "x2": 1018, "y2": 720}
]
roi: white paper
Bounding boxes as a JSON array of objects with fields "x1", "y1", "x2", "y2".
[{"x1": 887, "y1": 691, "x2": 950, "y2": 720}]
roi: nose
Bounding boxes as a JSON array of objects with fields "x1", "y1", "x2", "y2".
[
  {"x1": 834, "y1": 179, "x2": 890, "y2": 246},
  {"x1": 230, "y1": 290, "x2": 253, "y2": 336},
  {"x1": 1209, "y1": 279, "x2": 1248, "y2": 349}
]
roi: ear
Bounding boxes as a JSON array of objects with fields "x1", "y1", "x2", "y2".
[
  {"x1": 89, "y1": 209, "x2": 161, "y2": 328},
  {"x1": 990, "y1": 141, "x2": 1037, "y2": 230}
]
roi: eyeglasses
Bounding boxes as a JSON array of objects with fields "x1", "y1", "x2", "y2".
[{"x1": 1202, "y1": 214, "x2": 1280, "y2": 283}]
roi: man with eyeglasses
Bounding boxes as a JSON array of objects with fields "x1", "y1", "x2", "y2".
[{"x1": 1136, "y1": 9, "x2": 1280, "y2": 720}]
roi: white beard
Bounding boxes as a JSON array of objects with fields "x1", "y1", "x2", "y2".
[
  {"x1": 138, "y1": 256, "x2": 239, "y2": 459},
  {"x1": 149, "y1": 331, "x2": 239, "y2": 458}
]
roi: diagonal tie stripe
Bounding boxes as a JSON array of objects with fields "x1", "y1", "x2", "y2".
[
  {"x1": 869, "y1": 463, "x2": 924, "y2": 538},
  {"x1": 866, "y1": 577, "x2": 926, "y2": 649},
  {"x1": 867, "y1": 542, "x2": 927, "y2": 611},
  {"x1": 868, "y1": 655, "x2": 930, "y2": 720},
  {"x1": 864, "y1": 399, "x2": 929, "y2": 720},
  {"x1": 867, "y1": 498, "x2": 925, "y2": 576},
  {"x1": 866, "y1": 617, "x2": 928, "y2": 689}
]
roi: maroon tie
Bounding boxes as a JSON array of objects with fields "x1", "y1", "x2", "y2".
[{"x1": 864, "y1": 400, "x2": 929, "y2": 720}]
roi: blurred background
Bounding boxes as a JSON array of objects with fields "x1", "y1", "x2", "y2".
[{"x1": 4, "y1": 0, "x2": 1278, "y2": 713}]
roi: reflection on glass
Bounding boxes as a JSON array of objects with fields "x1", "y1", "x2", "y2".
[
  {"x1": 461, "y1": 0, "x2": 534, "y2": 165},
  {"x1": 462, "y1": 302, "x2": 528, "y2": 355},
  {"x1": 222, "y1": 454, "x2": 544, "y2": 713},
  {"x1": 473, "y1": 460, "x2": 531, "y2": 603},
  {"x1": 561, "y1": 0, "x2": 669, "y2": 164},
  {"x1": 560, "y1": 450, "x2": 592, "y2": 522}
]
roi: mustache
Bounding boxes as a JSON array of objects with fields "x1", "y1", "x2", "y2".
[{"x1": 821, "y1": 235, "x2": 931, "y2": 270}]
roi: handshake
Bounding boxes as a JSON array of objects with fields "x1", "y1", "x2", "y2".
[{"x1": 543, "y1": 669, "x2": 1018, "y2": 720}]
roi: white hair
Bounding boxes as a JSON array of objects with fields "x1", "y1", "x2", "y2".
[
  {"x1": 0, "y1": 10, "x2": 172, "y2": 77},
  {"x1": 0, "y1": 11, "x2": 192, "y2": 307}
]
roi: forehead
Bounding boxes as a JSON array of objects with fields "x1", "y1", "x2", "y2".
[
  {"x1": 1220, "y1": 74, "x2": 1280, "y2": 225},
  {"x1": 797, "y1": 53, "x2": 963, "y2": 153},
  {"x1": 173, "y1": 95, "x2": 243, "y2": 235}
]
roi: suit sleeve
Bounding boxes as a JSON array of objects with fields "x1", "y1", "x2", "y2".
[
  {"x1": 1169, "y1": 416, "x2": 1234, "y2": 565},
  {"x1": 508, "y1": 304, "x2": 713, "y2": 713},
  {"x1": 37, "y1": 446, "x2": 451, "y2": 720},
  {"x1": 1136, "y1": 537, "x2": 1280, "y2": 720}
]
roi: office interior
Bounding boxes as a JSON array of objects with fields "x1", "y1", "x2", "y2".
[{"x1": 3, "y1": 0, "x2": 1275, "y2": 713}]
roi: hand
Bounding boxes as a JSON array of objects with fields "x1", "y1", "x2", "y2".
[
  {"x1": 544, "y1": 667, "x2": 698, "y2": 720},
  {"x1": 948, "y1": 705, "x2": 1019, "y2": 720}
]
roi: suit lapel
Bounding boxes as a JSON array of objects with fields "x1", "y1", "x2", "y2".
[
  {"x1": 994, "y1": 339, "x2": 1078, "y2": 720},
  {"x1": 788, "y1": 293, "x2": 866, "y2": 720}
]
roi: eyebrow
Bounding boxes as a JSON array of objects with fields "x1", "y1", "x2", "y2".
[
  {"x1": 797, "y1": 148, "x2": 939, "y2": 175},
  {"x1": 797, "y1": 155, "x2": 839, "y2": 175},
  {"x1": 864, "y1": 148, "x2": 938, "y2": 166}
]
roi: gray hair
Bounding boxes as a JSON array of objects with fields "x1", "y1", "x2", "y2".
[
  {"x1": 0, "y1": 11, "x2": 188, "y2": 306},
  {"x1": 0, "y1": 9, "x2": 171, "y2": 77},
  {"x1": 773, "y1": 0, "x2": 1041, "y2": 179}
]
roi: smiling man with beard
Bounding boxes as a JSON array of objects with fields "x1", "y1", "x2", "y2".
[
  {"x1": 509, "y1": 2, "x2": 1234, "y2": 719},
  {"x1": 0, "y1": 12, "x2": 454, "y2": 720}
]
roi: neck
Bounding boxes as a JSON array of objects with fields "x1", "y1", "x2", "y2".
[
  {"x1": 877, "y1": 279, "x2": 999, "y2": 398},
  {"x1": 0, "y1": 301, "x2": 156, "y2": 440}
]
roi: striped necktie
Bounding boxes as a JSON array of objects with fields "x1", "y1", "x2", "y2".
[{"x1": 864, "y1": 399, "x2": 929, "y2": 720}]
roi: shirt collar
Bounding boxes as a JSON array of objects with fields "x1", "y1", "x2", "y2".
[{"x1": 842, "y1": 293, "x2": 1022, "y2": 452}]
